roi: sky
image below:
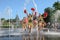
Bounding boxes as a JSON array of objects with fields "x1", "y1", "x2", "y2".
[{"x1": 0, "y1": 0, "x2": 59, "y2": 20}]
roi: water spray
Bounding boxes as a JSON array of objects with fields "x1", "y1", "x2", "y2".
[
  {"x1": 24, "y1": 0, "x2": 30, "y2": 10},
  {"x1": 32, "y1": 0, "x2": 38, "y2": 12}
]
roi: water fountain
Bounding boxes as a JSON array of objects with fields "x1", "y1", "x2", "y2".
[
  {"x1": 0, "y1": 19, "x2": 2, "y2": 28},
  {"x1": 40, "y1": 10, "x2": 60, "y2": 37},
  {"x1": 11, "y1": 24, "x2": 14, "y2": 31}
]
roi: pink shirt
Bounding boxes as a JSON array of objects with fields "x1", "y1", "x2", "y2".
[{"x1": 24, "y1": 18, "x2": 28, "y2": 24}]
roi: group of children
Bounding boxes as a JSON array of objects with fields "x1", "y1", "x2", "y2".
[{"x1": 22, "y1": 8, "x2": 48, "y2": 32}]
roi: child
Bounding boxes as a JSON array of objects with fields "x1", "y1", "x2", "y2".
[
  {"x1": 22, "y1": 17, "x2": 28, "y2": 31},
  {"x1": 28, "y1": 14, "x2": 33, "y2": 33},
  {"x1": 38, "y1": 14, "x2": 46, "y2": 31}
]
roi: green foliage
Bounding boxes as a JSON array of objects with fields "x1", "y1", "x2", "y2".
[
  {"x1": 1, "y1": 26, "x2": 10, "y2": 28},
  {"x1": 44, "y1": 7, "x2": 53, "y2": 23},
  {"x1": 1, "y1": 18, "x2": 5, "y2": 20},
  {"x1": 44, "y1": 1, "x2": 60, "y2": 23},
  {"x1": 3, "y1": 21, "x2": 9, "y2": 25},
  {"x1": 53, "y1": 1, "x2": 60, "y2": 10}
]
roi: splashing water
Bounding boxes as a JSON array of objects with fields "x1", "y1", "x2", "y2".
[
  {"x1": 24, "y1": 0, "x2": 30, "y2": 10},
  {"x1": 0, "y1": 19, "x2": 2, "y2": 26},
  {"x1": 24, "y1": 0, "x2": 38, "y2": 12},
  {"x1": 54, "y1": 10, "x2": 60, "y2": 22},
  {"x1": 32, "y1": 0, "x2": 38, "y2": 12},
  {"x1": 50, "y1": 10, "x2": 60, "y2": 29}
]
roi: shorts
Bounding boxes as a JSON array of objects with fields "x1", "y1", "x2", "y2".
[
  {"x1": 28, "y1": 23, "x2": 33, "y2": 28},
  {"x1": 22, "y1": 24, "x2": 26, "y2": 29}
]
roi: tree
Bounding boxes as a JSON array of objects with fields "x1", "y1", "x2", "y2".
[
  {"x1": 44, "y1": 7, "x2": 53, "y2": 23},
  {"x1": 15, "y1": 14, "x2": 20, "y2": 28},
  {"x1": 53, "y1": 1, "x2": 60, "y2": 10},
  {"x1": 1, "y1": 18, "x2": 5, "y2": 21},
  {"x1": 2, "y1": 20, "x2": 10, "y2": 28}
]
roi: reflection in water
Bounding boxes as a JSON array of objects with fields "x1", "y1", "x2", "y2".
[
  {"x1": 0, "y1": 28, "x2": 60, "y2": 40},
  {"x1": 0, "y1": 33, "x2": 60, "y2": 40},
  {"x1": 22, "y1": 32, "x2": 44, "y2": 40},
  {"x1": 22, "y1": 32, "x2": 60, "y2": 40},
  {"x1": 22, "y1": 34, "x2": 60, "y2": 40}
]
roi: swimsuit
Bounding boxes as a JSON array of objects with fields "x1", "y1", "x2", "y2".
[{"x1": 28, "y1": 16, "x2": 33, "y2": 28}]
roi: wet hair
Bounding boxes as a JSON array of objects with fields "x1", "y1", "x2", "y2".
[
  {"x1": 33, "y1": 16, "x2": 37, "y2": 20},
  {"x1": 28, "y1": 14, "x2": 32, "y2": 17}
]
